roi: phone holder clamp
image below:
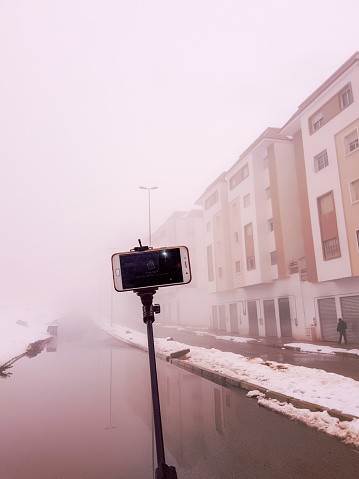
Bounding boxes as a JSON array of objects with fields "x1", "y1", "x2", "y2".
[{"x1": 134, "y1": 288, "x2": 160, "y2": 324}]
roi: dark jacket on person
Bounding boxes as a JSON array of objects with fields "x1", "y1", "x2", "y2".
[{"x1": 337, "y1": 319, "x2": 347, "y2": 333}]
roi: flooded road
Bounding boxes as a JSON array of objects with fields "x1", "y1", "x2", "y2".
[{"x1": 1, "y1": 319, "x2": 359, "y2": 479}]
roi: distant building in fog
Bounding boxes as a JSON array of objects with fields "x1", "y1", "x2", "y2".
[
  {"x1": 151, "y1": 210, "x2": 209, "y2": 328},
  {"x1": 147, "y1": 52, "x2": 359, "y2": 342}
]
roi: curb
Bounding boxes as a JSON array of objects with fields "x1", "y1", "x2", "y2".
[
  {"x1": 282, "y1": 344, "x2": 359, "y2": 359},
  {"x1": 168, "y1": 356, "x2": 358, "y2": 422},
  {"x1": 106, "y1": 331, "x2": 358, "y2": 423},
  {"x1": 261, "y1": 342, "x2": 359, "y2": 359}
]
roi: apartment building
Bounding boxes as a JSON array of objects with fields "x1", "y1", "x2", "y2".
[
  {"x1": 196, "y1": 52, "x2": 359, "y2": 342},
  {"x1": 280, "y1": 51, "x2": 359, "y2": 342},
  {"x1": 196, "y1": 129, "x2": 308, "y2": 339},
  {"x1": 148, "y1": 52, "x2": 359, "y2": 342}
]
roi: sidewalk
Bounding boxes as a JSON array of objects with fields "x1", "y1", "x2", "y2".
[
  {"x1": 103, "y1": 320, "x2": 359, "y2": 447},
  {"x1": 230, "y1": 332, "x2": 359, "y2": 358},
  {"x1": 154, "y1": 323, "x2": 359, "y2": 360}
]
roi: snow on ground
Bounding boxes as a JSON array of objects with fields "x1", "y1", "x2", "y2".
[
  {"x1": 0, "y1": 316, "x2": 52, "y2": 367},
  {"x1": 102, "y1": 322, "x2": 359, "y2": 447},
  {"x1": 212, "y1": 335, "x2": 256, "y2": 343},
  {"x1": 250, "y1": 392, "x2": 359, "y2": 447},
  {"x1": 284, "y1": 342, "x2": 359, "y2": 357},
  {"x1": 159, "y1": 323, "x2": 359, "y2": 356},
  {"x1": 158, "y1": 323, "x2": 256, "y2": 341}
]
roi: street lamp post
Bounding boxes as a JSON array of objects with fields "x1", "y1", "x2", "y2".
[{"x1": 139, "y1": 186, "x2": 158, "y2": 246}]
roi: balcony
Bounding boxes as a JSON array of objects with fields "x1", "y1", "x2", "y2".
[{"x1": 289, "y1": 261, "x2": 298, "y2": 274}]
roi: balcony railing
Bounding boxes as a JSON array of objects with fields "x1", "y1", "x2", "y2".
[
  {"x1": 323, "y1": 237, "x2": 340, "y2": 259},
  {"x1": 289, "y1": 261, "x2": 298, "y2": 274}
]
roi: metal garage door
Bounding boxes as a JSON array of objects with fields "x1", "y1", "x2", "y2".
[
  {"x1": 212, "y1": 305, "x2": 218, "y2": 330},
  {"x1": 340, "y1": 295, "x2": 359, "y2": 343},
  {"x1": 219, "y1": 305, "x2": 226, "y2": 331},
  {"x1": 318, "y1": 297, "x2": 337, "y2": 341},
  {"x1": 247, "y1": 301, "x2": 259, "y2": 336},
  {"x1": 278, "y1": 297, "x2": 292, "y2": 338},
  {"x1": 229, "y1": 303, "x2": 239, "y2": 333},
  {"x1": 263, "y1": 299, "x2": 278, "y2": 337}
]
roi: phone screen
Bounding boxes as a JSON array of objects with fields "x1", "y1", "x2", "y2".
[{"x1": 119, "y1": 248, "x2": 184, "y2": 290}]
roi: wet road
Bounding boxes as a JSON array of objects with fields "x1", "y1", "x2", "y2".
[
  {"x1": 153, "y1": 323, "x2": 359, "y2": 381},
  {"x1": 1, "y1": 319, "x2": 359, "y2": 478}
]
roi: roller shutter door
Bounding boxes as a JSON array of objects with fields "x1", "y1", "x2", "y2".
[
  {"x1": 278, "y1": 297, "x2": 292, "y2": 338},
  {"x1": 212, "y1": 305, "x2": 218, "y2": 330},
  {"x1": 219, "y1": 305, "x2": 226, "y2": 331},
  {"x1": 229, "y1": 303, "x2": 239, "y2": 333},
  {"x1": 264, "y1": 299, "x2": 277, "y2": 337},
  {"x1": 247, "y1": 301, "x2": 259, "y2": 336},
  {"x1": 340, "y1": 295, "x2": 359, "y2": 343},
  {"x1": 318, "y1": 297, "x2": 337, "y2": 341}
]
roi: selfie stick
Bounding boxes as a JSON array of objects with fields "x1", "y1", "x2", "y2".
[{"x1": 133, "y1": 242, "x2": 178, "y2": 479}]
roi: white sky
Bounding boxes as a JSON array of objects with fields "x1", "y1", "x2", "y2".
[{"x1": 1, "y1": 0, "x2": 358, "y2": 312}]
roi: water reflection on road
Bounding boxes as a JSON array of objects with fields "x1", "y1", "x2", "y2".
[
  {"x1": 1, "y1": 320, "x2": 359, "y2": 479},
  {"x1": 0, "y1": 325, "x2": 154, "y2": 479}
]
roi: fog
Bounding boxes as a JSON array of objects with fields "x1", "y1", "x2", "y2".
[{"x1": 1, "y1": 0, "x2": 358, "y2": 319}]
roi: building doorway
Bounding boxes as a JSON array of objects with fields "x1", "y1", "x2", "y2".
[
  {"x1": 229, "y1": 303, "x2": 239, "y2": 333},
  {"x1": 318, "y1": 297, "x2": 337, "y2": 341},
  {"x1": 212, "y1": 305, "x2": 219, "y2": 330},
  {"x1": 278, "y1": 297, "x2": 292, "y2": 338},
  {"x1": 340, "y1": 295, "x2": 359, "y2": 343},
  {"x1": 247, "y1": 301, "x2": 259, "y2": 336},
  {"x1": 219, "y1": 305, "x2": 226, "y2": 331},
  {"x1": 263, "y1": 299, "x2": 277, "y2": 337}
]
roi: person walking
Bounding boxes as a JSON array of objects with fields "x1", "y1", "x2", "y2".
[{"x1": 337, "y1": 318, "x2": 348, "y2": 344}]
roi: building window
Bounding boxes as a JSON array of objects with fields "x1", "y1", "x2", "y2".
[
  {"x1": 231, "y1": 202, "x2": 238, "y2": 216},
  {"x1": 206, "y1": 221, "x2": 211, "y2": 233},
  {"x1": 245, "y1": 223, "x2": 253, "y2": 237},
  {"x1": 313, "y1": 117, "x2": 323, "y2": 131},
  {"x1": 235, "y1": 261, "x2": 241, "y2": 274},
  {"x1": 268, "y1": 218, "x2": 274, "y2": 233},
  {"x1": 265, "y1": 187, "x2": 271, "y2": 200},
  {"x1": 356, "y1": 230, "x2": 359, "y2": 251},
  {"x1": 340, "y1": 84, "x2": 353, "y2": 109},
  {"x1": 244, "y1": 223, "x2": 255, "y2": 271},
  {"x1": 270, "y1": 251, "x2": 277, "y2": 265},
  {"x1": 247, "y1": 256, "x2": 255, "y2": 270},
  {"x1": 233, "y1": 231, "x2": 239, "y2": 244},
  {"x1": 350, "y1": 178, "x2": 359, "y2": 203},
  {"x1": 229, "y1": 163, "x2": 249, "y2": 190},
  {"x1": 205, "y1": 190, "x2": 219, "y2": 210},
  {"x1": 311, "y1": 111, "x2": 324, "y2": 132},
  {"x1": 317, "y1": 191, "x2": 341, "y2": 260},
  {"x1": 314, "y1": 150, "x2": 329, "y2": 172},
  {"x1": 218, "y1": 267, "x2": 223, "y2": 278},
  {"x1": 323, "y1": 238, "x2": 341, "y2": 259},
  {"x1": 344, "y1": 129, "x2": 359, "y2": 155},
  {"x1": 207, "y1": 245, "x2": 214, "y2": 282},
  {"x1": 243, "y1": 193, "x2": 250, "y2": 208}
]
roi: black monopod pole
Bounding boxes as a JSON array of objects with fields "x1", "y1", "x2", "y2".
[{"x1": 136, "y1": 288, "x2": 178, "y2": 479}]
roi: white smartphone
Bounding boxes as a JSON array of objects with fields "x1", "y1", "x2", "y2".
[{"x1": 111, "y1": 246, "x2": 192, "y2": 292}]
